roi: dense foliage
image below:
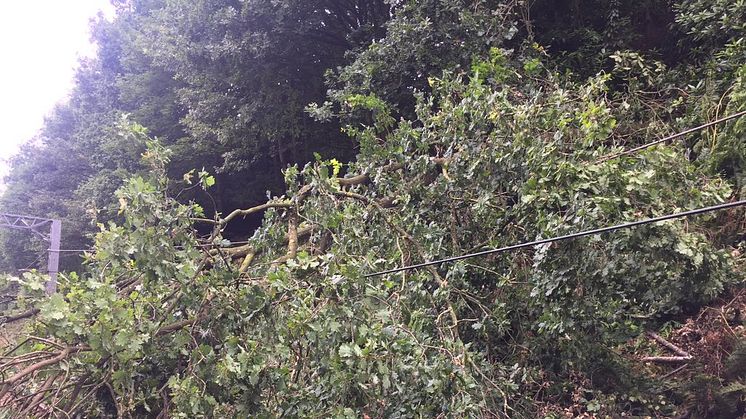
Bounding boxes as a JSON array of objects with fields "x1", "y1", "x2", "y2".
[{"x1": 1, "y1": 0, "x2": 745, "y2": 417}]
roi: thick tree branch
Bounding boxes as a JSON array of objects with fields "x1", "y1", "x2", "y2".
[
  {"x1": 272, "y1": 210, "x2": 299, "y2": 266},
  {"x1": 221, "y1": 201, "x2": 293, "y2": 225},
  {"x1": 0, "y1": 346, "x2": 87, "y2": 395},
  {"x1": 646, "y1": 331, "x2": 690, "y2": 357},
  {"x1": 337, "y1": 162, "x2": 404, "y2": 186},
  {"x1": 239, "y1": 250, "x2": 257, "y2": 273},
  {"x1": 0, "y1": 308, "x2": 40, "y2": 326}
]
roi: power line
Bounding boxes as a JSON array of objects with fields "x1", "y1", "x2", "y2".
[
  {"x1": 364, "y1": 199, "x2": 746, "y2": 278},
  {"x1": 50, "y1": 240, "x2": 254, "y2": 254},
  {"x1": 47, "y1": 201, "x2": 746, "y2": 276},
  {"x1": 596, "y1": 109, "x2": 746, "y2": 163},
  {"x1": 52, "y1": 249, "x2": 90, "y2": 253}
]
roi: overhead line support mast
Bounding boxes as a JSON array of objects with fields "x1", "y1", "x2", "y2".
[{"x1": 0, "y1": 213, "x2": 61, "y2": 295}]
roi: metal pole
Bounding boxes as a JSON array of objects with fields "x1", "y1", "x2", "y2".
[
  {"x1": 0, "y1": 213, "x2": 63, "y2": 295},
  {"x1": 46, "y1": 220, "x2": 61, "y2": 295}
]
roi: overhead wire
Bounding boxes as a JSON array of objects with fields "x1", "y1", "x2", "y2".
[
  {"x1": 20, "y1": 253, "x2": 46, "y2": 273},
  {"x1": 364, "y1": 199, "x2": 746, "y2": 278},
  {"x1": 50, "y1": 239, "x2": 255, "y2": 254},
  {"x1": 596, "y1": 109, "x2": 746, "y2": 163}
]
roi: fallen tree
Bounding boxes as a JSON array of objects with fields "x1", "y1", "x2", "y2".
[{"x1": 1, "y1": 49, "x2": 744, "y2": 417}]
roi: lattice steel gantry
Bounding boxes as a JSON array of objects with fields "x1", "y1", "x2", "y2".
[{"x1": 0, "y1": 213, "x2": 61, "y2": 295}]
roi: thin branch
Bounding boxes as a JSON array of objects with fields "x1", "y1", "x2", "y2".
[
  {"x1": 20, "y1": 373, "x2": 57, "y2": 417},
  {"x1": 25, "y1": 337, "x2": 64, "y2": 351},
  {"x1": 337, "y1": 162, "x2": 405, "y2": 186},
  {"x1": 189, "y1": 217, "x2": 218, "y2": 225},
  {"x1": 62, "y1": 374, "x2": 89, "y2": 412},
  {"x1": 660, "y1": 363, "x2": 689, "y2": 379}
]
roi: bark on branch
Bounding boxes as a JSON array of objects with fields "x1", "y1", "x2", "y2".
[
  {"x1": 337, "y1": 162, "x2": 404, "y2": 186},
  {"x1": 642, "y1": 331, "x2": 692, "y2": 363},
  {"x1": 0, "y1": 308, "x2": 40, "y2": 325},
  {"x1": 646, "y1": 331, "x2": 690, "y2": 357},
  {"x1": 19, "y1": 373, "x2": 56, "y2": 416},
  {"x1": 155, "y1": 317, "x2": 201, "y2": 337},
  {"x1": 272, "y1": 210, "x2": 299, "y2": 266},
  {"x1": 239, "y1": 251, "x2": 257, "y2": 273},
  {"x1": 0, "y1": 345, "x2": 87, "y2": 398},
  {"x1": 221, "y1": 201, "x2": 293, "y2": 225},
  {"x1": 641, "y1": 356, "x2": 692, "y2": 363}
]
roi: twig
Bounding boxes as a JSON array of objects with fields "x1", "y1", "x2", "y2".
[
  {"x1": 660, "y1": 363, "x2": 689, "y2": 379},
  {"x1": 3, "y1": 338, "x2": 31, "y2": 358},
  {"x1": 26, "y1": 336, "x2": 64, "y2": 351},
  {"x1": 62, "y1": 374, "x2": 89, "y2": 412},
  {"x1": 67, "y1": 378, "x2": 107, "y2": 418},
  {"x1": 0, "y1": 346, "x2": 87, "y2": 402}
]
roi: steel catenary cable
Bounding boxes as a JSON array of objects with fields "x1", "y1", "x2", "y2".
[
  {"x1": 596, "y1": 109, "x2": 746, "y2": 163},
  {"x1": 364, "y1": 199, "x2": 746, "y2": 278}
]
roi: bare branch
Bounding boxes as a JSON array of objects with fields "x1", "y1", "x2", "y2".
[
  {"x1": 239, "y1": 250, "x2": 257, "y2": 273},
  {"x1": 272, "y1": 210, "x2": 299, "y2": 266},
  {"x1": 0, "y1": 308, "x2": 40, "y2": 326},
  {"x1": 19, "y1": 373, "x2": 57, "y2": 417},
  {"x1": 646, "y1": 331, "x2": 690, "y2": 357},
  {"x1": 0, "y1": 346, "x2": 87, "y2": 400},
  {"x1": 641, "y1": 356, "x2": 692, "y2": 363},
  {"x1": 337, "y1": 162, "x2": 404, "y2": 186},
  {"x1": 221, "y1": 201, "x2": 293, "y2": 225},
  {"x1": 190, "y1": 217, "x2": 218, "y2": 224}
]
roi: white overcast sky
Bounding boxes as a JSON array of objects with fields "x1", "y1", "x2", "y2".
[{"x1": 0, "y1": 0, "x2": 115, "y2": 171}]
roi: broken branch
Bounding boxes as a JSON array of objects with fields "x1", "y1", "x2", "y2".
[
  {"x1": 641, "y1": 356, "x2": 692, "y2": 363},
  {"x1": 221, "y1": 200, "x2": 293, "y2": 225},
  {"x1": 646, "y1": 331, "x2": 691, "y2": 357},
  {"x1": 0, "y1": 308, "x2": 40, "y2": 326}
]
